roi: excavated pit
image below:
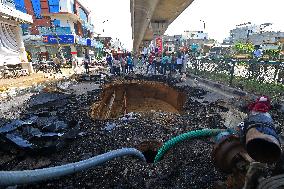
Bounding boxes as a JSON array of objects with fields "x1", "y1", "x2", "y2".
[
  {"x1": 91, "y1": 81, "x2": 187, "y2": 119},
  {"x1": 137, "y1": 140, "x2": 163, "y2": 163}
]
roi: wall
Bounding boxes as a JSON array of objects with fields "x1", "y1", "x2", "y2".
[
  {"x1": 59, "y1": 0, "x2": 74, "y2": 13},
  {"x1": 50, "y1": 15, "x2": 76, "y2": 34}
]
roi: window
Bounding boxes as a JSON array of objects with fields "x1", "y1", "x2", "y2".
[
  {"x1": 14, "y1": 0, "x2": 27, "y2": 13},
  {"x1": 31, "y1": 0, "x2": 42, "y2": 18},
  {"x1": 48, "y1": 0, "x2": 59, "y2": 13},
  {"x1": 71, "y1": 1, "x2": 74, "y2": 13},
  {"x1": 51, "y1": 19, "x2": 60, "y2": 27},
  {"x1": 79, "y1": 7, "x2": 88, "y2": 22}
]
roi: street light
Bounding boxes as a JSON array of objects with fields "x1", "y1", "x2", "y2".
[
  {"x1": 102, "y1": 20, "x2": 109, "y2": 33},
  {"x1": 200, "y1": 20, "x2": 206, "y2": 30}
]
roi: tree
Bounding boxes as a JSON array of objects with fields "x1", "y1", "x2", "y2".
[{"x1": 234, "y1": 42, "x2": 254, "y2": 54}]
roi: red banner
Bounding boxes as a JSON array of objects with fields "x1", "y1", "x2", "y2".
[{"x1": 156, "y1": 37, "x2": 163, "y2": 53}]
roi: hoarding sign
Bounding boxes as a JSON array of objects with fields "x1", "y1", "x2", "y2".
[
  {"x1": 42, "y1": 35, "x2": 75, "y2": 44},
  {"x1": 76, "y1": 36, "x2": 88, "y2": 46},
  {"x1": 156, "y1": 37, "x2": 163, "y2": 53}
]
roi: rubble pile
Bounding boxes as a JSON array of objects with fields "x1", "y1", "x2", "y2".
[{"x1": 0, "y1": 73, "x2": 283, "y2": 188}]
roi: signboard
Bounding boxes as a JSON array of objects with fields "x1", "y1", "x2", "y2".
[
  {"x1": 156, "y1": 37, "x2": 163, "y2": 53},
  {"x1": 76, "y1": 36, "x2": 88, "y2": 46},
  {"x1": 39, "y1": 27, "x2": 71, "y2": 35},
  {"x1": 42, "y1": 35, "x2": 75, "y2": 44},
  {"x1": 87, "y1": 39, "x2": 97, "y2": 47}
]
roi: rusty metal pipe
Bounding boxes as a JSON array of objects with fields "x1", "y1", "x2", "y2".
[
  {"x1": 244, "y1": 113, "x2": 281, "y2": 163},
  {"x1": 212, "y1": 134, "x2": 252, "y2": 173}
]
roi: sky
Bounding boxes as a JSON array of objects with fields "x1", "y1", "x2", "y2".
[{"x1": 87, "y1": 0, "x2": 284, "y2": 51}]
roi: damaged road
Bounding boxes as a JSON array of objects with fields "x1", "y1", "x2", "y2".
[{"x1": 0, "y1": 74, "x2": 283, "y2": 189}]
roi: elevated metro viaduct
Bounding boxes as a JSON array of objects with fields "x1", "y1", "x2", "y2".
[{"x1": 130, "y1": 0, "x2": 194, "y2": 53}]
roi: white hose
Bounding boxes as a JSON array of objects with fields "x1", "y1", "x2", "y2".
[{"x1": 0, "y1": 148, "x2": 146, "y2": 186}]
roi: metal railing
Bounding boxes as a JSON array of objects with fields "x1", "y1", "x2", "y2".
[{"x1": 188, "y1": 57, "x2": 284, "y2": 86}]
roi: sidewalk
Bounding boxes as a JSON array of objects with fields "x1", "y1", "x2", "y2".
[{"x1": 0, "y1": 68, "x2": 74, "y2": 92}]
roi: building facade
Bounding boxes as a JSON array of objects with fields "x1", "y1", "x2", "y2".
[
  {"x1": 13, "y1": 0, "x2": 98, "y2": 61},
  {"x1": 0, "y1": 0, "x2": 33, "y2": 68},
  {"x1": 227, "y1": 23, "x2": 284, "y2": 49},
  {"x1": 183, "y1": 30, "x2": 208, "y2": 40}
]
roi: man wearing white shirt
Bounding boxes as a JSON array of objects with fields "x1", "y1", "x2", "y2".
[{"x1": 176, "y1": 53, "x2": 183, "y2": 74}]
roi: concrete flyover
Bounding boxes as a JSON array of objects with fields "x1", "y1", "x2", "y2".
[{"x1": 131, "y1": 0, "x2": 194, "y2": 52}]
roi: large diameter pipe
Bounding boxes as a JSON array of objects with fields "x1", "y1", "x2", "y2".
[
  {"x1": 244, "y1": 113, "x2": 281, "y2": 163},
  {"x1": 212, "y1": 133, "x2": 252, "y2": 173},
  {"x1": 0, "y1": 148, "x2": 146, "y2": 186}
]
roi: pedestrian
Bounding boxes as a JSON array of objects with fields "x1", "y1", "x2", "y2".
[
  {"x1": 155, "y1": 54, "x2": 161, "y2": 74},
  {"x1": 84, "y1": 55, "x2": 90, "y2": 74},
  {"x1": 161, "y1": 53, "x2": 168, "y2": 75},
  {"x1": 53, "y1": 55, "x2": 62, "y2": 74},
  {"x1": 133, "y1": 55, "x2": 138, "y2": 69},
  {"x1": 168, "y1": 54, "x2": 172, "y2": 74},
  {"x1": 182, "y1": 52, "x2": 189, "y2": 73},
  {"x1": 146, "y1": 53, "x2": 154, "y2": 74},
  {"x1": 113, "y1": 55, "x2": 120, "y2": 76},
  {"x1": 71, "y1": 56, "x2": 78, "y2": 73},
  {"x1": 106, "y1": 53, "x2": 113, "y2": 74},
  {"x1": 120, "y1": 54, "x2": 126, "y2": 75},
  {"x1": 171, "y1": 53, "x2": 176, "y2": 74},
  {"x1": 127, "y1": 55, "x2": 133, "y2": 73},
  {"x1": 176, "y1": 53, "x2": 183, "y2": 74}
]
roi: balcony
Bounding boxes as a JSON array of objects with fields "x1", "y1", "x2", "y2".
[
  {"x1": 0, "y1": 0, "x2": 32, "y2": 23},
  {"x1": 42, "y1": 12, "x2": 83, "y2": 24}
]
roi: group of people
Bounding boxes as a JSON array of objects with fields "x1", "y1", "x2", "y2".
[
  {"x1": 145, "y1": 52, "x2": 189, "y2": 75},
  {"x1": 105, "y1": 51, "x2": 190, "y2": 76},
  {"x1": 106, "y1": 53, "x2": 134, "y2": 76}
]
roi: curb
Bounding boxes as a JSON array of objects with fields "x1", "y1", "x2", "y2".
[{"x1": 187, "y1": 74, "x2": 249, "y2": 97}]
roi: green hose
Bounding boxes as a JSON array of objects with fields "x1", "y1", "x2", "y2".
[{"x1": 154, "y1": 129, "x2": 223, "y2": 163}]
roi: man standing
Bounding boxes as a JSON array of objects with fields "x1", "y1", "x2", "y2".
[
  {"x1": 182, "y1": 52, "x2": 189, "y2": 73},
  {"x1": 53, "y1": 55, "x2": 62, "y2": 74},
  {"x1": 71, "y1": 56, "x2": 78, "y2": 73},
  {"x1": 127, "y1": 55, "x2": 133, "y2": 73},
  {"x1": 84, "y1": 55, "x2": 90, "y2": 74},
  {"x1": 155, "y1": 54, "x2": 161, "y2": 74},
  {"x1": 176, "y1": 53, "x2": 183, "y2": 74},
  {"x1": 146, "y1": 53, "x2": 154, "y2": 74},
  {"x1": 106, "y1": 53, "x2": 113, "y2": 74},
  {"x1": 161, "y1": 53, "x2": 169, "y2": 75}
]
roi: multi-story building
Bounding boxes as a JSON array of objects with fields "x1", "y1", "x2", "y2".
[
  {"x1": 228, "y1": 23, "x2": 261, "y2": 43},
  {"x1": 0, "y1": 0, "x2": 33, "y2": 69},
  {"x1": 182, "y1": 31, "x2": 212, "y2": 52},
  {"x1": 227, "y1": 23, "x2": 284, "y2": 50},
  {"x1": 13, "y1": 0, "x2": 97, "y2": 61},
  {"x1": 163, "y1": 35, "x2": 184, "y2": 53},
  {"x1": 183, "y1": 30, "x2": 208, "y2": 40}
]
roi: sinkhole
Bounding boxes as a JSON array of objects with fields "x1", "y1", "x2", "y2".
[
  {"x1": 91, "y1": 81, "x2": 187, "y2": 120},
  {"x1": 137, "y1": 140, "x2": 163, "y2": 163}
]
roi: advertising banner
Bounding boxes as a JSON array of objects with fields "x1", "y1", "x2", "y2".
[
  {"x1": 156, "y1": 37, "x2": 163, "y2": 53},
  {"x1": 42, "y1": 35, "x2": 75, "y2": 44}
]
